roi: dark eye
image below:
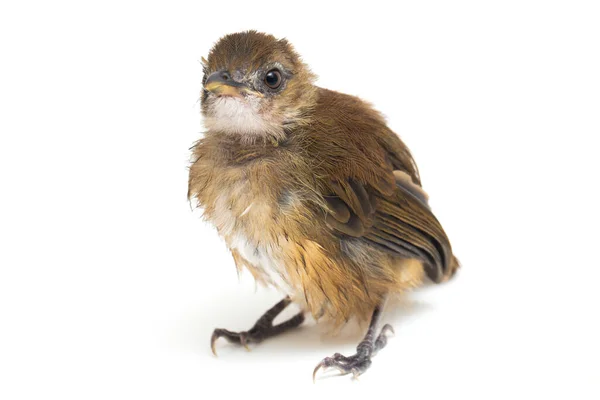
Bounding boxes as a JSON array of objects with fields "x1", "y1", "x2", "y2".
[{"x1": 264, "y1": 69, "x2": 282, "y2": 89}]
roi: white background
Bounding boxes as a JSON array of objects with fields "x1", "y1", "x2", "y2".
[{"x1": 1, "y1": 0, "x2": 599, "y2": 398}]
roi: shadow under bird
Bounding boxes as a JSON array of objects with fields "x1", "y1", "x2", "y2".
[{"x1": 188, "y1": 31, "x2": 459, "y2": 380}]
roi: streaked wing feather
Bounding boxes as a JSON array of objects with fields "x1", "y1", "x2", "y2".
[{"x1": 323, "y1": 171, "x2": 452, "y2": 283}]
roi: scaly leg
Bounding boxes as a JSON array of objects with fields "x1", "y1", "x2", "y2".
[
  {"x1": 211, "y1": 296, "x2": 304, "y2": 355},
  {"x1": 313, "y1": 305, "x2": 394, "y2": 381}
]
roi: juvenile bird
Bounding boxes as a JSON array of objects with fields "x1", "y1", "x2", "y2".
[{"x1": 188, "y1": 31, "x2": 459, "y2": 380}]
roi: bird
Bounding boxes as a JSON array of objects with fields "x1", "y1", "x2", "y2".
[{"x1": 188, "y1": 30, "x2": 459, "y2": 380}]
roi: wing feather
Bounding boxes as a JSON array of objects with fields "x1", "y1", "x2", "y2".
[{"x1": 323, "y1": 172, "x2": 453, "y2": 283}]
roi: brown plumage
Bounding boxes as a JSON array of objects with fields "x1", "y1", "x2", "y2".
[{"x1": 189, "y1": 31, "x2": 459, "y2": 379}]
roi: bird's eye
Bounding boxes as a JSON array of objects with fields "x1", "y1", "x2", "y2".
[{"x1": 264, "y1": 69, "x2": 282, "y2": 89}]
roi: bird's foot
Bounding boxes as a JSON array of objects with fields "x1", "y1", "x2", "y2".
[
  {"x1": 313, "y1": 324, "x2": 394, "y2": 381},
  {"x1": 211, "y1": 297, "x2": 304, "y2": 356}
]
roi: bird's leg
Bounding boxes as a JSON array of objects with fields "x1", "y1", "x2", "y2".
[
  {"x1": 313, "y1": 304, "x2": 394, "y2": 381},
  {"x1": 211, "y1": 296, "x2": 304, "y2": 355}
]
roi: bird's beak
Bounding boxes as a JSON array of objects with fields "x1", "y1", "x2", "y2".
[{"x1": 204, "y1": 70, "x2": 263, "y2": 98}]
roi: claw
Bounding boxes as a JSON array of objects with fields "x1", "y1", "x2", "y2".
[
  {"x1": 312, "y1": 362, "x2": 324, "y2": 383},
  {"x1": 381, "y1": 324, "x2": 395, "y2": 337},
  {"x1": 239, "y1": 333, "x2": 251, "y2": 351},
  {"x1": 313, "y1": 357, "x2": 353, "y2": 382},
  {"x1": 210, "y1": 330, "x2": 220, "y2": 357},
  {"x1": 313, "y1": 357, "x2": 332, "y2": 382}
]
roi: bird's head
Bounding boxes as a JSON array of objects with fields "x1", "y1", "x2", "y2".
[{"x1": 201, "y1": 31, "x2": 317, "y2": 142}]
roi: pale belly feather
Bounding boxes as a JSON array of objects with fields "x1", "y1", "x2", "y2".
[
  {"x1": 228, "y1": 233, "x2": 292, "y2": 291},
  {"x1": 208, "y1": 179, "x2": 295, "y2": 293}
]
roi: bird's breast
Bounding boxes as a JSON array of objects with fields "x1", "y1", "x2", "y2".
[{"x1": 204, "y1": 168, "x2": 304, "y2": 292}]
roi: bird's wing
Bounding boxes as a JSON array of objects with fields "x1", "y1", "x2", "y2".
[
  {"x1": 303, "y1": 88, "x2": 455, "y2": 282},
  {"x1": 322, "y1": 167, "x2": 453, "y2": 284}
]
